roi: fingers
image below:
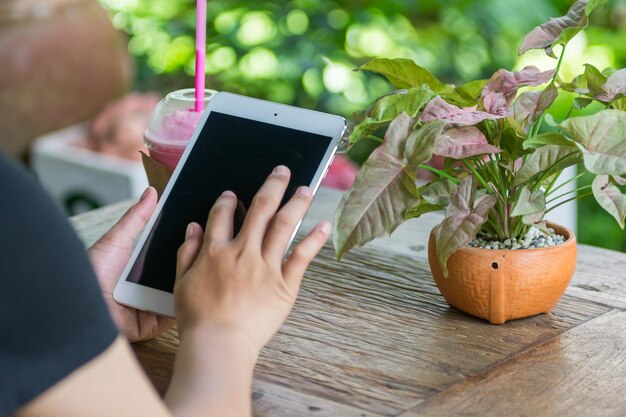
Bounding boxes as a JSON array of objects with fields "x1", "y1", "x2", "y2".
[
  {"x1": 237, "y1": 166, "x2": 291, "y2": 244},
  {"x1": 97, "y1": 187, "x2": 157, "y2": 251},
  {"x1": 282, "y1": 221, "x2": 331, "y2": 289},
  {"x1": 204, "y1": 191, "x2": 237, "y2": 245},
  {"x1": 176, "y1": 222, "x2": 204, "y2": 279},
  {"x1": 262, "y1": 186, "x2": 314, "y2": 261}
]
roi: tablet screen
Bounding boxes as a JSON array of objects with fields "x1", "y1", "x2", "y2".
[{"x1": 126, "y1": 111, "x2": 333, "y2": 293}]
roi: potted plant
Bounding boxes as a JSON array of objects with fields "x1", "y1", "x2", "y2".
[{"x1": 333, "y1": 0, "x2": 626, "y2": 324}]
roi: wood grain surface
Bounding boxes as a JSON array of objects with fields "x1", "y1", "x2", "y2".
[
  {"x1": 70, "y1": 188, "x2": 626, "y2": 417},
  {"x1": 400, "y1": 310, "x2": 626, "y2": 417}
]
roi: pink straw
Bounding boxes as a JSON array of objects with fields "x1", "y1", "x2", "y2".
[{"x1": 194, "y1": 0, "x2": 207, "y2": 112}]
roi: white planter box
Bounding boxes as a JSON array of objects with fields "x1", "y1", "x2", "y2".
[{"x1": 31, "y1": 124, "x2": 148, "y2": 215}]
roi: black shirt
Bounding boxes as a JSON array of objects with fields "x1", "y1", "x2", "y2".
[{"x1": 0, "y1": 153, "x2": 118, "y2": 416}]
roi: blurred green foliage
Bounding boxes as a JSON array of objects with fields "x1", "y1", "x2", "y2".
[{"x1": 98, "y1": 0, "x2": 626, "y2": 250}]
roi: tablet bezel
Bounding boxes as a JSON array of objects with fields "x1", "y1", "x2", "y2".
[{"x1": 113, "y1": 92, "x2": 346, "y2": 317}]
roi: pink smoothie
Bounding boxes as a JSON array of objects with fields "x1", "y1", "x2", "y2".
[{"x1": 144, "y1": 109, "x2": 203, "y2": 169}]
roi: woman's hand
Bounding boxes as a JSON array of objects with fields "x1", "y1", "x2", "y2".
[
  {"x1": 174, "y1": 165, "x2": 330, "y2": 353},
  {"x1": 88, "y1": 187, "x2": 176, "y2": 342}
]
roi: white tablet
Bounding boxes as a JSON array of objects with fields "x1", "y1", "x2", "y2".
[{"x1": 113, "y1": 92, "x2": 345, "y2": 317}]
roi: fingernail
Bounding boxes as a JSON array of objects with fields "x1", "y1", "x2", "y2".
[
  {"x1": 296, "y1": 186, "x2": 312, "y2": 196},
  {"x1": 222, "y1": 190, "x2": 235, "y2": 197},
  {"x1": 317, "y1": 221, "x2": 331, "y2": 235},
  {"x1": 186, "y1": 223, "x2": 194, "y2": 240},
  {"x1": 273, "y1": 165, "x2": 289, "y2": 176},
  {"x1": 140, "y1": 187, "x2": 150, "y2": 201}
]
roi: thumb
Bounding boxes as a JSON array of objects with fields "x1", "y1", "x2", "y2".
[{"x1": 96, "y1": 187, "x2": 158, "y2": 252}]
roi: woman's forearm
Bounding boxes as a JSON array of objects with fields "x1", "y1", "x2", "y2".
[{"x1": 164, "y1": 324, "x2": 259, "y2": 417}]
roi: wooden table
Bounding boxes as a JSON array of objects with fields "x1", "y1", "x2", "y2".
[{"x1": 71, "y1": 187, "x2": 626, "y2": 417}]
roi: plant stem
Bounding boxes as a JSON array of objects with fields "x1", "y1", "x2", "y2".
[
  {"x1": 545, "y1": 191, "x2": 593, "y2": 214},
  {"x1": 530, "y1": 151, "x2": 577, "y2": 192},
  {"x1": 545, "y1": 171, "x2": 586, "y2": 197},
  {"x1": 417, "y1": 164, "x2": 459, "y2": 184},
  {"x1": 551, "y1": 43, "x2": 567, "y2": 86},
  {"x1": 462, "y1": 160, "x2": 489, "y2": 190},
  {"x1": 545, "y1": 185, "x2": 592, "y2": 205},
  {"x1": 544, "y1": 169, "x2": 564, "y2": 195}
]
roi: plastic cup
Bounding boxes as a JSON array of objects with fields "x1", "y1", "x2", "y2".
[{"x1": 144, "y1": 88, "x2": 217, "y2": 170}]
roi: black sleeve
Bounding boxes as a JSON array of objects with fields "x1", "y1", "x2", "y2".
[{"x1": 0, "y1": 153, "x2": 118, "y2": 417}]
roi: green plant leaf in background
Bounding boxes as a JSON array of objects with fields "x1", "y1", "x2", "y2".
[
  {"x1": 405, "y1": 200, "x2": 445, "y2": 220},
  {"x1": 370, "y1": 88, "x2": 435, "y2": 120},
  {"x1": 518, "y1": 0, "x2": 606, "y2": 57},
  {"x1": 560, "y1": 110, "x2": 626, "y2": 176},
  {"x1": 434, "y1": 176, "x2": 496, "y2": 276},
  {"x1": 359, "y1": 58, "x2": 456, "y2": 95},
  {"x1": 333, "y1": 114, "x2": 444, "y2": 258},
  {"x1": 348, "y1": 88, "x2": 435, "y2": 145},
  {"x1": 522, "y1": 132, "x2": 574, "y2": 150},
  {"x1": 592, "y1": 175, "x2": 626, "y2": 228},
  {"x1": 453, "y1": 79, "x2": 489, "y2": 107}
]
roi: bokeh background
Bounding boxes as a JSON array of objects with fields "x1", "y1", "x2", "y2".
[{"x1": 2, "y1": 0, "x2": 625, "y2": 250}]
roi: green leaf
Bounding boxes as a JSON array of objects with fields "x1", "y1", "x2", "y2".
[
  {"x1": 613, "y1": 175, "x2": 626, "y2": 186},
  {"x1": 359, "y1": 58, "x2": 456, "y2": 95},
  {"x1": 348, "y1": 88, "x2": 436, "y2": 145},
  {"x1": 512, "y1": 144, "x2": 582, "y2": 186},
  {"x1": 518, "y1": 0, "x2": 604, "y2": 57},
  {"x1": 573, "y1": 97, "x2": 594, "y2": 109},
  {"x1": 511, "y1": 186, "x2": 546, "y2": 216},
  {"x1": 543, "y1": 113, "x2": 559, "y2": 127},
  {"x1": 348, "y1": 118, "x2": 388, "y2": 144},
  {"x1": 405, "y1": 200, "x2": 445, "y2": 220},
  {"x1": 560, "y1": 109, "x2": 626, "y2": 176},
  {"x1": 434, "y1": 177, "x2": 496, "y2": 276},
  {"x1": 453, "y1": 79, "x2": 489, "y2": 107},
  {"x1": 523, "y1": 132, "x2": 574, "y2": 150},
  {"x1": 333, "y1": 113, "x2": 430, "y2": 258},
  {"x1": 371, "y1": 88, "x2": 435, "y2": 121},
  {"x1": 592, "y1": 175, "x2": 626, "y2": 228},
  {"x1": 346, "y1": 137, "x2": 382, "y2": 166},
  {"x1": 583, "y1": 64, "x2": 608, "y2": 96},
  {"x1": 421, "y1": 179, "x2": 458, "y2": 206},
  {"x1": 612, "y1": 97, "x2": 626, "y2": 111}
]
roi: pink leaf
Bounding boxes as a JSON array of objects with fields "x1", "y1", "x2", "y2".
[
  {"x1": 435, "y1": 177, "x2": 496, "y2": 276},
  {"x1": 518, "y1": 0, "x2": 590, "y2": 57},
  {"x1": 513, "y1": 84, "x2": 559, "y2": 128},
  {"x1": 434, "y1": 127, "x2": 502, "y2": 159},
  {"x1": 333, "y1": 113, "x2": 444, "y2": 258},
  {"x1": 482, "y1": 66, "x2": 555, "y2": 106},
  {"x1": 593, "y1": 68, "x2": 626, "y2": 102},
  {"x1": 482, "y1": 92, "x2": 509, "y2": 116},
  {"x1": 420, "y1": 96, "x2": 503, "y2": 126}
]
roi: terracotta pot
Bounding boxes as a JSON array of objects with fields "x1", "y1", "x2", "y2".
[{"x1": 428, "y1": 223, "x2": 577, "y2": 324}]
